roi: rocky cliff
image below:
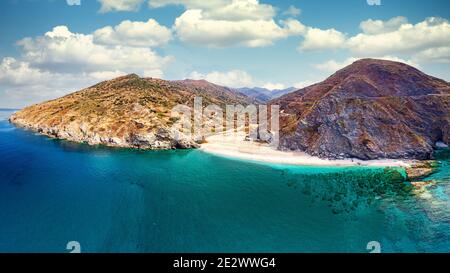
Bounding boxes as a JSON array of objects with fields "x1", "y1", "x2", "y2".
[
  {"x1": 272, "y1": 59, "x2": 450, "y2": 160},
  {"x1": 10, "y1": 74, "x2": 252, "y2": 149}
]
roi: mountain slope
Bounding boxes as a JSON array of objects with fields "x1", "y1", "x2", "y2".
[
  {"x1": 10, "y1": 74, "x2": 253, "y2": 149},
  {"x1": 236, "y1": 87, "x2": 272, "y2": 102},
  {"x1": 272, "y1": 59, "x2": 450, "y2": 160},
  {"x1": 237, "y1": 87, "x2": 297, "y2": 103}
]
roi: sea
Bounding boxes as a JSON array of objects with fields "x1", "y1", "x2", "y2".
[{"x1": 0, "y1": 109, "x2": 449, "y2": 253}]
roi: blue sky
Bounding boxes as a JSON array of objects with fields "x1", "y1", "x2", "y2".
[{"x1": 0, "y1": 0, "x2": 449, "y2": 108}]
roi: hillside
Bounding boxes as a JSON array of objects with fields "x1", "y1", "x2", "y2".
[
  {"x1": 9, "y1": 74, "x2": 253, "y2": 149},
  {"x1": 237, "y1": 87, "x2": 297, "y2": 103},
  {"x1": 272, "y1": 59, "x2": 450, "y2": 160}
]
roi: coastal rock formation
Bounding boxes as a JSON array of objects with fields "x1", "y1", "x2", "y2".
[
  {"x1": 405, "y1": 161, "x2": 439, "y2": 181},
  {"x1": 272, "y1": 59, "x2": 450, "y2": 160},
  {"x1": 10, "y1": 74, "x2": 252, "y2": 149}
]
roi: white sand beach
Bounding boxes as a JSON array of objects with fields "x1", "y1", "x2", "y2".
[{"x1": 200, "y1": 130, "x2": 411, "y2": 167}]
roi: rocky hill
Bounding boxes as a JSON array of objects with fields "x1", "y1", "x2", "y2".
[
  {"x1": 10, "y1": 74, "x2": 253, "y2": 149},
  {"x1": 272, "y1": 59, "x2": 450, "y2": 160}
]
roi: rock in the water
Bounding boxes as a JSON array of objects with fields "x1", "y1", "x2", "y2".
[
  {"x1": 436, "y1": 141, "x2": 449, "y2": 148},
  {"x1": 405, "y1": 161, "x2": 439, "y2": 181}
]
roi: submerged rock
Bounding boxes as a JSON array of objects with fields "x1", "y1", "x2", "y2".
[{"x1": 283, "y1": 167, "x2": 411, "y2": 214}]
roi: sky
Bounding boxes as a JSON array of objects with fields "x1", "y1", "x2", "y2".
[{"x1": 0, "y1": 0, "x2": 449, "y2": 108}]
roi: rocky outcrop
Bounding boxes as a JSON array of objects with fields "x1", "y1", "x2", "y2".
[
  {"x1": 272, "y1": 59, "x2": 450, "y2": 160},
  {"x1": 9, "y1": 74, "x2": 252, "y2": 150},
  {"x1": 405, "y1": 161, "x2": 439, "y2": 181}
]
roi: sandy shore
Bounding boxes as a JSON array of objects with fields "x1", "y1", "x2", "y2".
[{"x1": 200, "y1": 131, "x2": 411, "y2": 167}]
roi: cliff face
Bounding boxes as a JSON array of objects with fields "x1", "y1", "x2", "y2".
[
  {"x1": 10, "y1": 74, "x2": 252, "y2": 149},
  {"x1": 273, "y1": 59, "x2": 450, "y2": 160}
]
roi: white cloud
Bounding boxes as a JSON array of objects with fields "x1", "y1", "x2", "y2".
[
  {"x1": 93, "y1": 19, "x2": 172, "y2": 47},
  {"x1": 0, "y1": 58, "x2": 119, "y2": 90},
  {"x1": 314, "y1": 56, "x2": 419, "y2": 73},
  {"x1": 282, "y1": 19, "x2": 307, "y2": 35},
  {"x1": 174, "y1": 9, "x2": 304, "y2": 47},
  {"x1": 0, "y1": 57, "x2": 128, "y2": 107},
  {"x1": 359, "y1": 16, "x2": 408, "y2": 35},
  {"x1": 0, "y1": 57, "x2": 55, "y2": 86},
  {"x1": 201, "y1": 0, "x2": 275, "y2": 21},
  {"x1": 262, "y1": 82, "x2": 285, "y2": 90},
  {"x1": 149, "y1": 0, "x2": 226, "y2": 10},
  {"x1": 293, "y1": 80, "x2": 316, "y2": 89},
  {"x1": 150, "y1": 0, "x2": 274, "y2": 20},
  {"x1": 283, "y1": 5, "x2": 301, "y2": 17},
  {"x1": 98, "y1": 0, "x2": 144, "y2": 13},
  {"x1": 88, "y1": 70, "x2": 127, "y2": 80},
  {"x1": 314, "y1": 58, "x2": 359, "y2": 72},
  {"x1": 414, "y1": 47, "x2": 450, "y2": 63},
  {"x1": 18, "y1": 26, "x2": 171, "y2": 77},
  {"x1": 347, "y1": 17, "x2": 450, "y2": 59},
  {"x1": 148, "y1": 0, "x2": 304, "y2": 48},
  {"x1": 188, "y1": 70, "x2": 294, "y2": 90},
  {"x1": 297, "y1": 16, "x2": 450, "y2": 64},
  {"x1": 67, "y1": 0, "x2": 81, "y2": 6},
  {"x1": 299, "y1": 27, "x2": 347, "y2": 51},
  {"x1": 189, "y1": 70, "x2": 253, "y2": 87},
  {"x1": 0, "y1": 24, "x2": 174, "y2": 108}
]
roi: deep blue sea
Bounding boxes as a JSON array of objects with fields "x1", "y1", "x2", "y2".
[{"x1": 0, "y1": 109, "x2": 449, "y2": 253}]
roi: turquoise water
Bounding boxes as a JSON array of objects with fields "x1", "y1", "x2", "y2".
[{"x1": 0, "y1": 109, "x2": 449, "y2": 253}]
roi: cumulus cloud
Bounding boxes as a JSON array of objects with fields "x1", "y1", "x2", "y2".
[
  {"x1": 0, "y1": 57, "x2": 123, "y2": 90},
  {"x1": 359, "y1": 16, "x2": 408, "y2": 35},
  {"x1": 0, "y1": 57, "x2": 128, "y2": 107},
  {"x1": 149, "y1": 0, "x2": 224, "y2": 8},
  {"x1": 283, "y1": 5, "x2": 301, "y2": 17},
  {"x1": 314, "y1": 57, "x2": 359, "y2": 72},
  {"x1": 150, "y1": 0, "x2": 304, "y2": 48},
  {"x1": 189, "y1": 70, "x2": 254, "y2": 87},
  {"x1": 188, "y1": 70, "x2": 293, "y2": 90},
  {"x1": 0, "y1": 57, "x2": 55, "y2": 87},
  {"x1": 17, "y1": 26, "x2": 171, "y2": 76},
  {"x1": 93, "y1": 19, "x2": 172, "y2": 47},
  {"x1": 200, "y1": 0, "x2": 275, "y2": 21},
  {"x1": 0, "y1": 24, "x2": 174, "y2": 107},
  {"x1": 174, "y1": 9, "x2": 304, "y2": 47},
  {"x1": 414, "y1": 46, "x2": 450, "y2": 63},
  {"x1": 98, "y1": 0, "x2": 144, "y2": 13},
  {"x1": 150, "y1": 0, "x2": 274, "y2": 20},
  {"x1": 297, "y1": 16, "x2": 450, "y2": 64},
  {"x1": 262, "y1": 82, "x2": 285, "y2": 90},
  {"x1": 299, "y1": 27, "x2": 347, "y2": 51},
  {"x1": 347, "y1": 17, "x2": 450, "y2": 57}
]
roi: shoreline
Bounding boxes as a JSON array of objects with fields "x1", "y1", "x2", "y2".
[
  {"x1": 200, "y1": 131, "x2": 412, "y2": 168},
  {"x1": 7, "y1": 117, "x2": 415, "y2": 169}
]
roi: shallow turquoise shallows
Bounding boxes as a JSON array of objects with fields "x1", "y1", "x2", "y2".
[{"x1": 0, "y1": 109, "x2": 449, "y2": 253}]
